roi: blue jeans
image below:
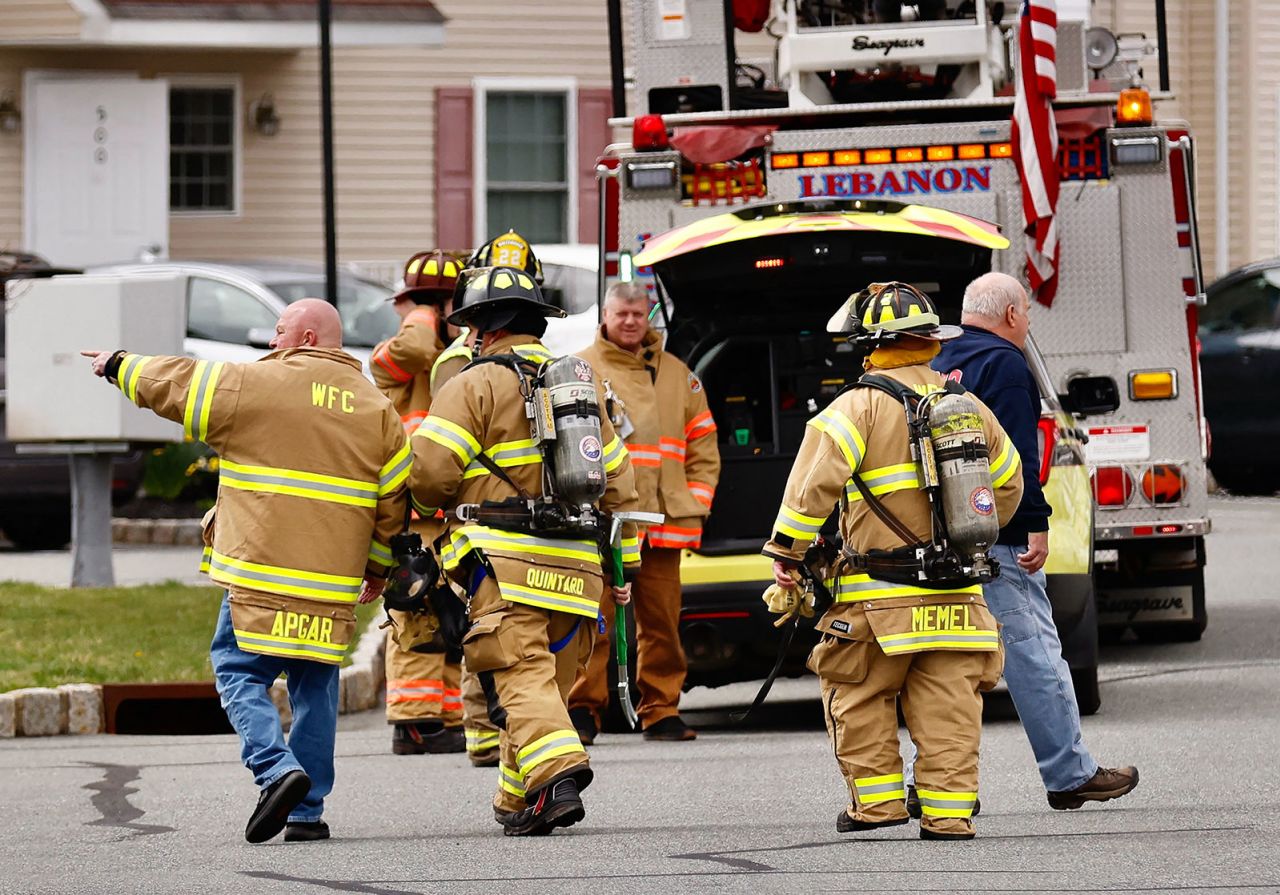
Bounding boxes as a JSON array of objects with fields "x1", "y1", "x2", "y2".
[
  {"x1": 905, "y1": 545, "x2": 1098, "y2": 793},
  {"x1": 209, "y1": 595, "x2": 339, "y2": 822}
]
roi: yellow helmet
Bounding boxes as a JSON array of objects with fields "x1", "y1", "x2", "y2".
[{"x1": 827, "y1": 281, "x2": 962, "y2": 342}]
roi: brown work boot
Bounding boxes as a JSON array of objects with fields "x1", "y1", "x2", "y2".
[
  {"x1": 642, "y1": 716, "x2": 696, "y2": 741},
  {"x1": 919, "y1": 817, "x2": 975, "y2": 841},
  {"x1": 1047, "y1": 766, "x2": 1139, "y2": 810},
  {"x1": 470, "y1": 748, "x2": 500, "y2": 768}
]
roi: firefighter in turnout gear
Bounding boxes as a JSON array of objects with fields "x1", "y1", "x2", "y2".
[
  {"x1": 82, "y1": 300, "x2": 409, "y2": 844},
  {"x1": 372, "y1": 250, "x2": 472, "y2": 756},
  {"x1": 568, "y1": 281, "x2": 720, "y2": 742},
  {"x1": 762, "y1": 282, "x2": 1024, "y2": 841},
  {"x1": 430, "y1": 326, "x2": 503, "y2": 766},
  {"x1": 408, "y1": 267, "x2": 642, "y2": 836}
]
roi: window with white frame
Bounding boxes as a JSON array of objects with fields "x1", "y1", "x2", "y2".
[
  {"x1": 483, "y1": 90, "x2": 570, "y2": 244},
  {"x1": 169, "y1": 86, "x2": 236, "y2": 213}
]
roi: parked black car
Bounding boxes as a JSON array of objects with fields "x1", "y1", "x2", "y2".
[
  {"x1": 0, "y1": 252, "x2": 145, "y2": 550},
  {"x1": 1200, "y1": 259, "x2": 1280, "y2": 495}
]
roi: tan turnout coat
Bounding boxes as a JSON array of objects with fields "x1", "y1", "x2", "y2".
[
  {"x1": 111, "y1": 348, "x2": 409, "y2": 664},
  {"x1": 371, "y1": 306, "x2": 446, "y2": 433}
]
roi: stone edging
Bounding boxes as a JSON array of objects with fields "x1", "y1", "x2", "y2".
[
  {"x1": 0, "y1": 618, "x2": 386, "y2": 738},
  {"x1": 111, "y1": 518, "x2": 204, "y2": 546}
]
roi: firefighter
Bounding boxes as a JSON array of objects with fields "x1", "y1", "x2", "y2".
[
  {"x1": 761, "y1": 282, "x2": 1023, "y2": 840},
  {"x1": 408, "y1": 267, "x2": 642, "y2": 836},
  {"x1": 567, "y1": 281, "x2": 721, "y2": 743},
  {"x1": 81, "y1": 299, "x2": 408, "y2": 844},
  {"x1": 371, "y1": 250, "x2": 470, "y2": 756}
]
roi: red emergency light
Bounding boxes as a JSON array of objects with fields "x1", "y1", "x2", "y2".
[
  {"x1": 1093, "y1": 466, "x2": 1134, "y2": 507},
  {"x1": 633, "y1": 114, "x2": 669, "y2": 152},
  {"x1": 754, "y1": 257, "x2": 787, "y2": 269}
]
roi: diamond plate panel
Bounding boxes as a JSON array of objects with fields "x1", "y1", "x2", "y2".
[{"x1": 632, "y1": 0, "x2": 731, "y2": 114}]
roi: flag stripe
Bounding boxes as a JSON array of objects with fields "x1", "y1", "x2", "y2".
[{"x1": 1012, "y1": 0, "x2": 1061, "y2": 308}]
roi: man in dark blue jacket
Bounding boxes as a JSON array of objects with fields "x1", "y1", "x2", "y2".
[{"x1": 917, "y1": 271, "x2": 1138, "y2": 811}]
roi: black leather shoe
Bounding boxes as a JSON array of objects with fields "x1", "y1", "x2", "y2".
[
  {"x1": 284, "y1": 820, "x2": 330, "y2": 842},
  {"x1": 836, "y1": 810, "x2": 910, "y2": 833},
  {"x1": 568, "y1": 708, "x2": 598, "y2": 746},
  {"x1": 245, "y1": 770, "x2": 310, "y2": 844},
  {"x1": 501, "y1": 778, "x2": 585, "y2": 837},
  {"x1": 392, "y1": 722, "x2": 465, "y2": 755},
  {"x1": 642, "y1": 716, "x2": 696, "y2": 741}
]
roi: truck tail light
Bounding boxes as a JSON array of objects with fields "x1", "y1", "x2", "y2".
[
  {"x1": 632, "y1": 114, "x2": 669, "y2": 151},
  {"x1": 1140, "y1": 464, "x2": 1186, "y2": 505},
  {"x1": 1036, "y1": 417, "x2": 1056, "y2": 486},
  {"x1": 1129, "y1": 369, "x2": 1178, "y2": 400},
  {"x1": 1093, "y1": 466, "x2": 1134, "y2": 507}
]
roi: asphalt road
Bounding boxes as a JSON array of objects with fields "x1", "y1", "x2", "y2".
[{"x1": 2, "y1": 495, "x2": 1278, "y2": 895}]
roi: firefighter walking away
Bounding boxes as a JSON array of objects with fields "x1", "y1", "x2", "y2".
[{"x1": 762, "y1": 282, "x2": 1024, "y2": 840}]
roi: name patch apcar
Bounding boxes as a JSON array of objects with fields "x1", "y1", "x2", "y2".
[{"x1": 271, "y1": 610, "x2": 335, "y2": 644}]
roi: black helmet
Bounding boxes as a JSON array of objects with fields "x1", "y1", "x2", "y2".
[
  {"x1": 468, "y1": 230, "x2": 544, "y2": 284},
  {"x1": 827, "y1": 281, "x2": 962, "y2": 344},
  {"x1": 447, "y1": 266, "x2": 566, "y2": 333}
]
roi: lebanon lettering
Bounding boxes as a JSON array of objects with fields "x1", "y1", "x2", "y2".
[{"x1": 797, "y1": 165, "x2": 992, "y2": 198}]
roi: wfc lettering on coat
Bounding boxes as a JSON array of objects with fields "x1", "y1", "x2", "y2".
[
  {"x1": 271, "y1": 610, "x2": 336, "y2": 643},
  {"x1": 798, "y1": 165, "x2": 991, "y2": 198},
  {"x1": 311, "y1": 382, "x2": 356, "y2": 413},
  {"x1": 912, "y1": 604, "x2": 978, "y2": 633},
  {"x1": 526, "y1": 568, "x2": 587, "y2": 596}
]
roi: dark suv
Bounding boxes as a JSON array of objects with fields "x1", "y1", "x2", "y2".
[{"x1": 0, "y1": 253, "x2": 145, "y2": 550}]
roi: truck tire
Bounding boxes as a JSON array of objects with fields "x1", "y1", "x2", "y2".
[{"x1": 1056, "y1": 576, "x2": 1101, "y2": 715}]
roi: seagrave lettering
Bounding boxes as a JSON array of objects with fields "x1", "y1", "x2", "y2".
[
  {"x1": 852, "y1": 35, "x2": 926, "y2": 55},
  {"x1": 798, "y1": 165, "x2": 992, "y2": 198}
]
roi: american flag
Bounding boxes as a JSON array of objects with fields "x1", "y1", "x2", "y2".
[{"x1": 1011, "y1": 0, "x2": 1060, "y2": 307}]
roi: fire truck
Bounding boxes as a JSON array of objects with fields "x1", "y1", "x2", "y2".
[{"x1": 597, "y1": 0, "x2": 1210, "y2": 711}]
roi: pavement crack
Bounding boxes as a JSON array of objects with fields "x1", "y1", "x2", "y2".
[
  {"x1": 80, "y1": 762, "x2": 175, "y2": 837},
  {"x1": 240, "y1": 871, "x2": 426, "y2": 894}
]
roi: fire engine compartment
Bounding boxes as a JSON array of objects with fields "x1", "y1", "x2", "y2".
[{"x1": 653, "y1": 229, "x2": 994, "y2": 551}]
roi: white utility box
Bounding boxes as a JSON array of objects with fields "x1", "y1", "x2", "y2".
[{"x1": 5, "y1": 274, "x2": 186, "y2": 442}]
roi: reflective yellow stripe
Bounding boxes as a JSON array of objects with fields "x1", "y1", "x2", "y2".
[
  {"x1": 415, "y1": 416, "x2": 482, "y2": 465},
  {"x1": 219, "y1": 459, "x2": 380, "y2": 508},
  {"x1": 773, "y1": 504, "x2": 827, "y2": 540},
  {"x1": 467, "y1": 728, "x2": 500, "y2": 752},
  {"x1": 379, "y1": 441, "x2": 413, "y2": 495},
  {"x1": 462, "y1": 439, "x2": 542, "y2": 479},
  {"x1": 499, "y1": 582, "x2": 599, "y2": 619},
  {"x1": 499, "y1": 763, "x2": 526, "y2": 798},
  {"x1": 431, "y1": 337, "x2": 473, "y2": 390},
  {"x1": 855, "y1": 773, "x2": 905, "y2": 804},
  {"x1": 206, "y1": 550, "x2": 362, "y2": 602},
  {"x1": 443, "y1": 525, "x2": 601, "y2": 569},
  {"x1": 833, "y1": 573, "x2": 981, "y2": 602},
  {"x1": 199, "y1": 545, "x2": 211, "y2": 573},
  {"x1": 602, "y1": 435, "x2": 627, "y2": 473},
  {"x1": 877, "y1": 629, "x2": 1000, "y2": 654},
  {"x1": 410, "y1": 493, "x2": 439, "y2": 517},
  {"x1": 513, "y1": 345, "x2": 553, "y2": 364},
  {"x1": 620, "y1": 535, "x2": 640, "y2": 564},
  {"x1": 917, "y1": 789, "x2": 978, "y2": 818},
  {"x1": 182, "y1": 360, "x2": 209, "y2": 440},
  {"x1": 197, "y1": 362, "x2": 223, "y2": 441},
  {"x1": 845, "y1": 462, "x2": 922, "y2": 502},
  {"x1": 808, "y1": 406, "x2": 865, "y2": 472},
  {"x1": 516, "y1": 729, "x2": 584, "y2": 773},
  {"x1": 117, "y1": 353, "x2": 152, "y2": 403},
  {"x1": 368, "y1": 539, "x2": 394, "y2": 567},
  {"x1": 990, "y1": 440, "x2": 1020, "y2": 488}
]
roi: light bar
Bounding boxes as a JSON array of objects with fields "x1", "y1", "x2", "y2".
[
  {"x1": 754, "y1": 257, "x2": 787, "y2": 269},
  {"x1": 802, "y1": 151, "x2": 830, "y2": 167}
]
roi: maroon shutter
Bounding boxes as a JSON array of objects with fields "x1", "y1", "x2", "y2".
[
  {"x1": 576, "y1": 88, "x2": 613, "y2": 244},
  {"x1": 435, "y1": 87, "x2": 474, "y2": 250}
]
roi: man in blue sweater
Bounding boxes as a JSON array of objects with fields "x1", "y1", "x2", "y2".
[{"x1": 923, "y1": 271, "x2": 1138, "y2": 811}]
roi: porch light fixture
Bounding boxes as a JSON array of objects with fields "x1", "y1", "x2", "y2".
[
  {"x1": 0, "y1": 93, "x2": 20, "y2": 134},
  {"x1": 249, "y1": 93, "x2": 280, "y2": 137}
]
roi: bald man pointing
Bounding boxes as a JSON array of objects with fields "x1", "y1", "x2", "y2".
[{"x1": 83, "y1": 298, "x2": 410, "y2": 844}]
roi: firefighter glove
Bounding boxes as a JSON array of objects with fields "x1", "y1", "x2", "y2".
[{"x1": 762, "y1": 583, "x2": 815, "y2": 618}]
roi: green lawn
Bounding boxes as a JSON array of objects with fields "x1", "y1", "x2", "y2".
[{"x1": 1, "y1": 582, "x2": 381, "y2": 691}]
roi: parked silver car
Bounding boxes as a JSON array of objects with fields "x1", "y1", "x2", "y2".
[{"x1": 86, "y1": 260, "x2": 400, "y2": 370}]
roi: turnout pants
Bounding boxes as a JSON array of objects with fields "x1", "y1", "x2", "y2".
[
  {"x1": 569, "y1": 545, "x2": 687, "y2": 729},
  {"x1": 384, "y1": 615, "x2": 463, "y2": 726},
  {"x1": 462, "y1": 666, "x2": 501, "y2": 762},
  {"x1": 813, "y1": 631, "x2": 1001, "y2": 837},
  {"x1": 462, "y1": 578, "x2": 595, "y2": 815}
]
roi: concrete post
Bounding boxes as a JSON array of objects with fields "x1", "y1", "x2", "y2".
[{"x1": 70, "y1": 453, "x2": 115, "y2": 588}]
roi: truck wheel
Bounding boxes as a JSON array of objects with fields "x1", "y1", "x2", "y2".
[{"x1": 1071, "y1": 665, "x2": 1102, "y2": 716}]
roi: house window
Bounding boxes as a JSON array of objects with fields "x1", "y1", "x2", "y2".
[
  {"x1": 169, "y1": 86, "x2": 236, "y2": 213},
  {"x1": 485, "y1": 91, "x2": 569, "y2": 244}
]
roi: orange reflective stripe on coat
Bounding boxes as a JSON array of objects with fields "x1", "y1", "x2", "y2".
[
  {"x1": 401, "y1": 410, "x2": 428, "y2": 433},
  {"x1": 685, "y1": 410, "x2": 717, "y2": 441},
  {"x1": 646, "y1": 523, "x2": 703, "y2": 549},
  {"x1": 658, "y1": 436, "x2": 686, "y2": 462},
  {"x1": 688, "y1": 480, "x2": 715, "y2": 508},
  {"x1": 443, "y1": 686, "x2": 463, "y2": 713},
  {"x1": 628, "y1": 443, "x2": 663, "y2": 467},
  {"x1": 387, "y1": 678, "x2": 444, "y2": 704},
  {"x1": 373, "y1": 346, "x2": 414, "y2": 384}
]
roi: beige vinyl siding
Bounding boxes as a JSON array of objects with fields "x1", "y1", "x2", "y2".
[
  {"x1": 0, "y1": 0, "x2": 81, "y2": 41},
  {"x1": 0, "y1": 0, "x2": 612, "y2": 265}
]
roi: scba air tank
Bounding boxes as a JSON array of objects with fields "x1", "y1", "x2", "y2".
[
  {"x1": 541, "y1": 355, "x2": 607, "y2": 505},
  {"x1": 927, "y1": 393, "x2": 1000, "y2": 558}
]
